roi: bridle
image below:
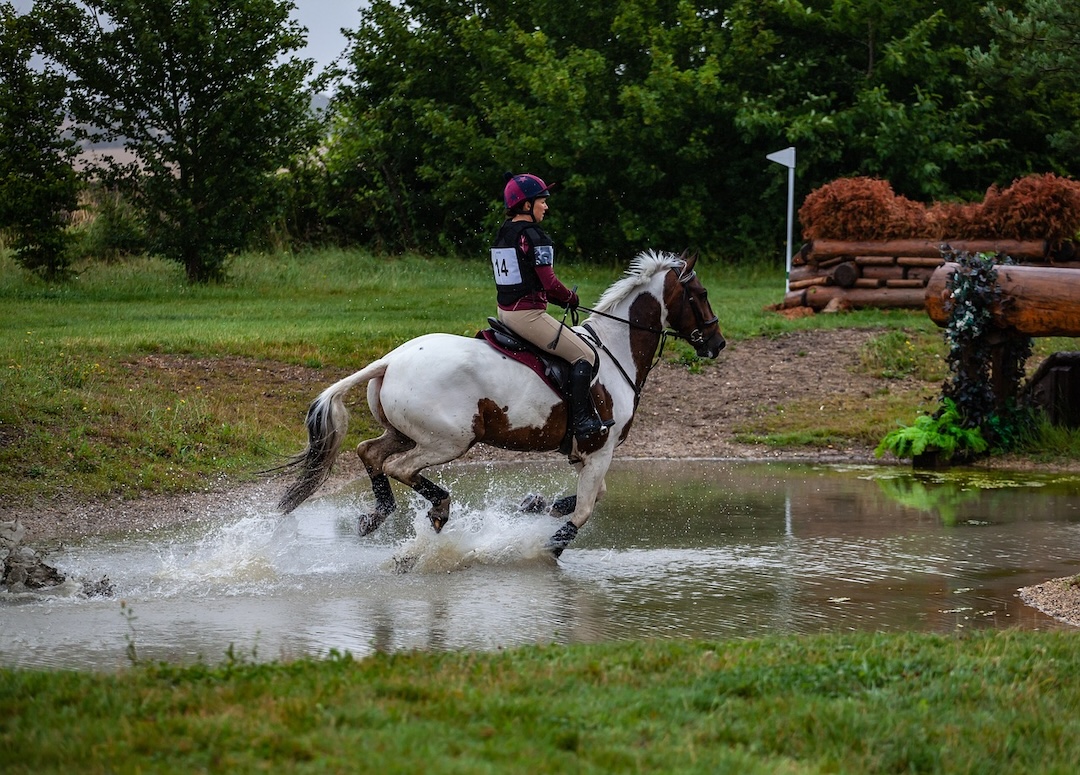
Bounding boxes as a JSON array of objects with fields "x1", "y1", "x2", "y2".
[
  {"x1": 574, "y1": 267, "x2": 717, "y2": 344},
  {"x1": 572, "y1": 265, "x2": 719, "y2": 406}
]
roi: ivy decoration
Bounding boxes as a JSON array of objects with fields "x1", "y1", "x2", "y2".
[
  {"x1": 876, "y1": 250, "x2": 1032, "y2": 463},
  {"x1": 941, "y1": 250, "x2": 1033, "y2": 447},
  {"x1": 941, "y1": 251, "x2": 1002, "y2": 430}
]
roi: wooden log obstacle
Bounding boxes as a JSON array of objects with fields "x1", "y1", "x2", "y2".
[
  {"x1": 926, "y1": 263, "x2": 1080, "y2": 337},
  {"x1": 783, "y1": 238, "x2": 1079, "y2": 311},
  {"x1": 926, "y1": 262, "x2": 1080, "y2": 426}
]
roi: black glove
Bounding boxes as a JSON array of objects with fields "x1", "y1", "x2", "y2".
[{"x1": 566, "y1": 292, "x2": 580, "y2": 310}]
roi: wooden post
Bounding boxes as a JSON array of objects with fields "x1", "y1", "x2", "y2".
[
  {"x1": 926, "y1": 263, "x2": 1080, "y2": 337},
  {"x1": 987, "y1": 330, "x2": 1026, "y2": 411}
]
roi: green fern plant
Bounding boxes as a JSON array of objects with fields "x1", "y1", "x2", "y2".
[{"x1": 875, "y1": 398, "x2": 989, "y2": 461}]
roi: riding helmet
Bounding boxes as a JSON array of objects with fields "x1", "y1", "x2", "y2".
[{"x1": 503, "y1": 173, "x2": 552, "y2": 211}]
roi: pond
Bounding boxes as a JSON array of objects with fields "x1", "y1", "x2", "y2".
[{"x1": 3, "y1": 460, "x2": 1080, "y2": 671}]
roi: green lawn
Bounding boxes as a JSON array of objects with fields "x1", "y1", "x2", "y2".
[
  {"x1": 0, "y1": 248, "x2": 942, "y2": 504},
  {"x1": 4, "y1": 631, "x2": 1079, "y2": 774}
]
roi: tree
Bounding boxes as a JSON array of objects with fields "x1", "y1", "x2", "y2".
[
  {"x1": 728, "y1": 0, "x2": 1029, "y2": 203},
  {"x1": 35, "y1": 0, "x2": 320, "y2": 282},
  {"x1": 969, "y1": 0, "x2": 1080, "y2": 169},
  {"x1": 326, "y1": 0, "x2": 757, "y2": 261},
  {"x1": 0, "y1": 2, "x2": 81, "y2": 279},
  {"x1": 322, "y1": 0, "x2": 1071, "y2": 263}
]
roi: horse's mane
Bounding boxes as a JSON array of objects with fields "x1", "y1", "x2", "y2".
[{"x1": 592, "y1": 250, "x2": 685, "y2": 314}]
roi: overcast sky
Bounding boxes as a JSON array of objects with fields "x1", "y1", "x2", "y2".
[
  {"x1": 290, "y1": 0, "x2": 367, "y2": 75},
  {"x1": 12, "y1": 1, "x2": 365, "y2": 77}
]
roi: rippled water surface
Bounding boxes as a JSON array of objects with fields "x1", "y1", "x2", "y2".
[{"x1": 4, "y1": 460, "x2": 1080, "y2": 670}]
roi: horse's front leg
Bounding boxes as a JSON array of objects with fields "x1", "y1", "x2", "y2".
[{"x1": 547, "y1": 447, "x2": 614, "y2": 557}]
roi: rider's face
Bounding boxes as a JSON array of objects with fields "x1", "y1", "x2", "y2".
[{"x1": 529, "y1": 197, "x2": 549, "y2": 222}]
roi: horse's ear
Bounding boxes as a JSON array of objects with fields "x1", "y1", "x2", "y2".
[{"x1": 682, "y1": 251, "x2": 699, "y2": 273}]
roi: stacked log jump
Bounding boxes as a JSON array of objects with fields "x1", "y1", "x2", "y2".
[{"x1": 783, "y1": 238, "x2": 1080, "y2": 311}]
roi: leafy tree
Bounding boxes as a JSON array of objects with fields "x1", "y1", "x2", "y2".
[
  {"x1": 969, "y1": 0, "x2": 1080, "y2": 172},
  {"x1": 0, "y1": 2, "x2": 81, "y2": 279},
  {"x1": 322, "y1": 0, "x2": 1071, "y2": 263},
  {"x1": 326, "y1": 0, "x2": 767, "y2": 261},
  {"x1": 35, "y1": 0, "x2": 320, "y2": 282},
  {"x1": 729, "y1": 0, "x2": 1028, "y2": 202}
]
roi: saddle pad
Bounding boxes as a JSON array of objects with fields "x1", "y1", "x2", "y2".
[{"x1": 477, "y1": 329, "x2": 559, "y2": 391}]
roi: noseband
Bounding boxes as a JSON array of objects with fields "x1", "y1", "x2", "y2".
[{"x1": 676, "y1": 269, "x2": 720, "y2": 346}]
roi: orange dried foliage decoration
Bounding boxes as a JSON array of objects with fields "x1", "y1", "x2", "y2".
[{"x1": 801, "y1": 173, "x2": 1080, "y2": 243}]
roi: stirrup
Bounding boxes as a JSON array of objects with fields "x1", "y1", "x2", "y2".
[{"x1": 574, "y1": 415, "x2": 605, "y2": 438}]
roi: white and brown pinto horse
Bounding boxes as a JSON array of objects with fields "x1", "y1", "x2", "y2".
[{"x1": 278, "y1": 250, "x2": 725, "y2": 555}]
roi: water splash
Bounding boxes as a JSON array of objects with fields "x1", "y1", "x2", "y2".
[{"x1": 388, "y1": 496, "x2": 562, "y2": 574}]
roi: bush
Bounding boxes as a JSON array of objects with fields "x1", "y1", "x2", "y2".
[
  {"x1": 69, "y1": 188, "x2": 149, "y2": 262},
  {"x1": 980, "y1": 173, "x2": 1080, "y2": 242},
  {"x1": 875, "y1": 398, "x2": 988, "y2": 462},
  {"x1": 799, "y1": 177, "x2": 925, "y2": 240}
]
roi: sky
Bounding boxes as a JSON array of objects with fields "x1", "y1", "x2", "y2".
[
  {"x1": 12, "y1": 1, "x2": 365, "y2": 78},
  {"x1": 290, "y1": 1, "x2": 367, "y2": 76}
]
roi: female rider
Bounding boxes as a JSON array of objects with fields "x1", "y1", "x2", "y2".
[{"x1": 490, "y1": 173, "x2": 606, "y2": 445}]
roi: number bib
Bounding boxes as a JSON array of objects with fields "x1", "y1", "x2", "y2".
[{"x1": 490, "y1": 247, "x2": 523, "y2": 288}]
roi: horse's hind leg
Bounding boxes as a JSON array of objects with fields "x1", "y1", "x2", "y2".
[
  {"x1": 356, "y1": 430, "x2": 415, "y2": 536},
  {"x1": 383, "y1": 440, "x2": 469, "y2": 533}
]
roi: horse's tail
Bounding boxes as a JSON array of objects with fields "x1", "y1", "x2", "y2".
[{"x1": 278, "y1": 360, "x2": 388, "y2": 514}]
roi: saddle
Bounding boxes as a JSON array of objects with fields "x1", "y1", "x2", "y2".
[{"x1": 476, "y1": 317, "x2": 574, "y2": 394}]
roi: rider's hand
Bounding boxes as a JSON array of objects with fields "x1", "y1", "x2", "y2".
[{"x1": 566, "y1": 292, "x2": 580, "y2": 310}]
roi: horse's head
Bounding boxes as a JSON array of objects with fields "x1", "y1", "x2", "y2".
[{"x1": 664, "y1": 252, "x2": 726, "y2": 358}]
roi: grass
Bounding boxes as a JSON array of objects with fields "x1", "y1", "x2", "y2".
[
  {"x1": 4, "y1": 631, "x2": 1080, "y2": 773},
  {"x1": 729, "y1": 326, "x2": 947, "y2": 449},
  {"x1": 0, "y1": 249, "x2": 503, "y2": 502},
  {"x1": 5, "y1": 247, "x2": 1080, "y2": 504}
]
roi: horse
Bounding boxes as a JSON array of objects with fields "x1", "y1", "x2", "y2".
[{"x1": 278, "y1": 250, "x2": 725, "y2": 555}]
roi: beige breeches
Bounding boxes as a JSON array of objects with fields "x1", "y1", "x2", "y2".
[{"x1": 497, "y1": 308, "x2": 596, "y2": 366}]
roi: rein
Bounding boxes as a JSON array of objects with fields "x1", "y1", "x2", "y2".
[
  {"x1": 573, "y1": 269, "x2": 718, "y2": 345},
  {"x1": 579, "y1": 321, "x2": 667, "y2": 410}
]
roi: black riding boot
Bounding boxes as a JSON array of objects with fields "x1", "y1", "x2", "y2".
[{"x1": 570, "y1": 360, "x2": 605, "y2": 443}]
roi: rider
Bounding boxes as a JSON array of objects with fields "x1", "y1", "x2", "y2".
[{"x1": 490, "y1": 172, "x2": 606, "y2": 445}]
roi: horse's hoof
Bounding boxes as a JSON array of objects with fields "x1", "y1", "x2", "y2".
[
  {"x1": 358, "y1": 512, "x2": 387, "y2": 536},
  {"x1": 546, "y1": 520, "x2": 579, "y2": 558},
  {"x1": 519, "y1": 493, "x2": 549, "y2": 513},
  {"x1": 428, "y1": 508, "x2": 449, "y2": 533}
]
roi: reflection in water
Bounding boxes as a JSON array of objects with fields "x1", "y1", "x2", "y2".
[{"x1": 3, "y1": 460, "x2": 1080, "y2": 671}]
